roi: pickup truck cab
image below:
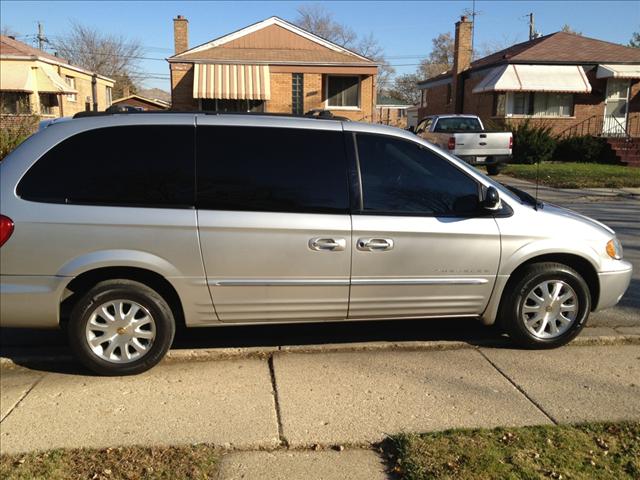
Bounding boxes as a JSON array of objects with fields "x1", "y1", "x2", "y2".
[{"x1": 415, "y1": 114, "x2": 512, "y2": 175}]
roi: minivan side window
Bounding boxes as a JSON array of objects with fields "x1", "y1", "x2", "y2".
[
  {"x1": 196, "y1": 126, "x2": 349, "y2": 214},
  {"x1": 356, "y1": 133, "x2": 479, "y2": 216},
  {"x1": 18, "y1": 125, "x2": 195, "y2": 207}
]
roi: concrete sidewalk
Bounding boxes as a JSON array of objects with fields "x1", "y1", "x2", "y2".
[{"x1": 1, "y1": 343, "x2": 639, "y2": 478}]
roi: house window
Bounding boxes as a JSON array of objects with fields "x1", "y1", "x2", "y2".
[
  {"x1": 327, "y1": 76, "x2": 359, "y2": 108},
  {"x1": 201, "y1": 99, "x2": 264, "y2": 112},
  {"x1": 39, "y1": 93, "x2": 58, "y2": 115},
  {"x1": 398, "y1": 109, "x2": 407, "y2": 118},
  {"x1": 498, "y1": 92, "x2": 574, "y2": 117},
  {"x1": 65, "y1": 76, "x2": 77, "y2": 102},
  {"x1": 292, "y1": 73, "x2": 304, "y2": 115},
  {"x1": 106, "y1": 86, "x2": 112, "y2": 106},
  {"x1": 0, "y1": 92, "x2": 30, "y2": 114}
]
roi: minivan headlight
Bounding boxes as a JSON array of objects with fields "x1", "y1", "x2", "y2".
[{"x1": 606, "y1": 238, "x2": 623, "y2": 260}]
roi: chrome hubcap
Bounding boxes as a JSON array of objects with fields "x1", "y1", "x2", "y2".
[
  {"x1": 522, "y1": 280, "x2": 578, "y2": 339},
  {"x1": 85, "y1": 300, "x2": 156, "y2": 363}
]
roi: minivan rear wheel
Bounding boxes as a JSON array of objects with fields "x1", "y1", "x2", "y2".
[
  {"x1": 499, "y1": 262, "x2": 590, "y2": 348},
  {"x1": 68, "y1": 279, "x2": 175, "y2": 375}
]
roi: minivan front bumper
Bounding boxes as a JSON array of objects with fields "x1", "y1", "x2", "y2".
[
  {"x1": 0, "y1": 275, "x2": 66, "y2": 328},
  {"x1": 595, "y1": 261, "x2": 633, "y2": 311}
]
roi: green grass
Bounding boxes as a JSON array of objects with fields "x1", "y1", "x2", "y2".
[
  {"x1": 0, "y1": 444, "x2": 219, "y2": 480},
  {"x1": 501, "y1": 163, "x2": 640, "y2": 189},
  {"x1": 387, "y1": 422, "x2": 640, "y2": 480}
]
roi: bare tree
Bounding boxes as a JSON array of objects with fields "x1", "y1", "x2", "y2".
[
  {"x1": 476, "y1": 33, "x2": 521, "y2": 59},
  {"x1": 1, "y1": 25, "x2": 19, "y2": 37},
  {"x1": 630, "y1": 31, "x2": 640, "y2": 48},
  {"x1": 385, "y1": 73, "x2": 421, "y2": 105},
  {"x1": 417, "y1": 32, "x2": 454, "y2": 80},
  {"x1": 50, "y1": 21, "x2": 144, "y2": 97},
  {"x1": 560, "y1": 24, "x2": 582, "y2": 36},
  {"x1": 295, "y1": 5, "x2": 357, "y2": 47},
  {"x1": 294, "y1": 5, "x2": 393, "y2": 92}
]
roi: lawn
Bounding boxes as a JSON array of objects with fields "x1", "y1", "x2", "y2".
[
  {"x1": 0, "y1": 444, "x2": 219, "y2": 480},
  {"x1": 501, "y1": 163, "x2": 640, "y2": 189},
  {"x1": 2, "y1": 422, "x2": 638, "y2": 479},
  {"x1": 388, "y1": 421, "x2": 640, "y2": 480}
]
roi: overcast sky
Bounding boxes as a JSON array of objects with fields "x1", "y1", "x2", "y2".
[{"x1": 2, "y1": 1, "x2": 638, "y2": 90}]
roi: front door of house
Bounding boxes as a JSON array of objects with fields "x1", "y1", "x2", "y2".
[{"x1": 603, "y1": 79, "x2": 630, "y2": 136}]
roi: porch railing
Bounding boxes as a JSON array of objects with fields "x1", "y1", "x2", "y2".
[
  {"x1": 560, "y1": 115, "x2": 640, "y2": 138},
  {"x1": 560, "y1": 114, "x2": 639, "y2": 138}
]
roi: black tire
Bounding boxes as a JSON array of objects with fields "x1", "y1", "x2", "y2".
[
  {"x1": 486, "y1": 164, "x2": 503, "y2": 176},
  {"x1": 68, "y1": 279, "x2": 175, "y2": 375},
  {"x1": 498, "y1": 262, "x2": 590, "y2": 349}
]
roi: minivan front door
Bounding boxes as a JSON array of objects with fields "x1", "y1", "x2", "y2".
[
  {"x1": 195, "y1": 117, "x2": 351, "y2": 323},
  {"x1": 348, "y1": 132, "x2": 500, "y2": 319}
]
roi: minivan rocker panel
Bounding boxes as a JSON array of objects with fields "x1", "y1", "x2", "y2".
[{"x1": 0, "y1": 113, "x2": 632, "y2": 375}]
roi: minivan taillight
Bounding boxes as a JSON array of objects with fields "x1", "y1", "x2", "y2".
[
  {"x1": 448, "y1": 136, "x2": 456, "y2": 150},
  {"x1": 509, "y1": 135, "x2": 513, "y2": 150},
  {"x1": 0, "y1": 215, "x2": 14, "y2": 247}
]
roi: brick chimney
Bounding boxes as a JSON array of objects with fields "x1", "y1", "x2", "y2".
[
  {"x1": 173, "y1": 15, "x2": 189, "y2": 55},
  {"x1": 452, "y1": 15, "x2": 473, "y2": 113}
]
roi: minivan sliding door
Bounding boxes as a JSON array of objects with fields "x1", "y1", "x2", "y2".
[{"x1": 195, "y1": 117, "x2": 352, "y2": 323}]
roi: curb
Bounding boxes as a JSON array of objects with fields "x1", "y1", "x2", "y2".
[{"x1": 1, "y1": 333, "x2": 638, "y2": 369}]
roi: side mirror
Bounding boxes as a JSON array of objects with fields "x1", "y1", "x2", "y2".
[{"x1": 481, "y1": 186, "x2": 501, "y2": 211}]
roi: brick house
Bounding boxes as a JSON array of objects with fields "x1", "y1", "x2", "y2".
[
  {"x1": 0, "y1": 35, "x2": 115, "y2": 122},
  {"x1": 111, "y1": 93, "x2": 170, "y2": 111},
  {"x1": 168, "y1": 16, "x2": 378, "y2": 121},
  {"x1": 376, "y1": 96, "x2": 411, "y2": 128},
  {"x1": 417, "y1": 17, "x2": 640, "y2": 144}
]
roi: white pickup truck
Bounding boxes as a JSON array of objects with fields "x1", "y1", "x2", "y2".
[{"x1": 414, "y1": 115, "x2": 512, "y2": 175}]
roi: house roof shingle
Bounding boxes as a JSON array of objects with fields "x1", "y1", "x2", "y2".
[
  {"x1": 170, "y1": 17, "x2": 376, "y2": 66},
  {"x1": 418, "y1": 31, "x2": 640, "y2": 86},
  {"x1": 473, "y1": 31, "x2": 640, "y2": 68},
  {"x1": 0, "y1": 35, "x2": 67, "y2": 63},
  {"x1": 1, "y1": 35, "x2": 115, "y2": 83},
  {"x1": 174, "y1": 47, "x2": 373, "y2": 64}
]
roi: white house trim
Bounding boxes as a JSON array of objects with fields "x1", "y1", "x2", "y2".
[{"x1": 172, "y1": 16, "x2": 372, "y2": 63}]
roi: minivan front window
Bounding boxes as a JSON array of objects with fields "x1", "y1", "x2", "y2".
[{"x1": 356, "y1": 133, "x2": 480, "y2": 216}]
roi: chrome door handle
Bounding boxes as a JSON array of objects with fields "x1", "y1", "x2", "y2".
[
  {"x1": 309, "y1": 237, "x2": 346, "y2": 251},
  {"x1": 357, "y1": 238, "x2": 394, "y2": 251}
]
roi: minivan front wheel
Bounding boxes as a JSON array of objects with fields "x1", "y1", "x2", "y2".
[
  {"x1": 68, "y1": 280, "x2": 175, "y2": 375},
  {"x1": 500, "y1": 262, "x2": 590, "y2": 348}
]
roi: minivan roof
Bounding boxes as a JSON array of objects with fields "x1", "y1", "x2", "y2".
[{"x1": 73, "y1": 109, "x2": 350, "y2": 122}]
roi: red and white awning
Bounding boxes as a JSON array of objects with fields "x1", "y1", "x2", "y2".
[
  {"x1": 596, "y1": 64, "x2": 640, "y2": 79},
  {"x1": 473, "y1": 64, "x2": 592, "y2": 94},
  {"x1": 193, "y1": 64, "x2": 271, "y2": 100}
]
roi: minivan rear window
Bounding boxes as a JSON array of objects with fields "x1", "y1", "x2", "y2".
[
  {"x1": 17, "y1": 125, "x2": 195, "y2": 208},
  {"x1": 196, "y1": 126, "x2": 349, "y2": 214}
]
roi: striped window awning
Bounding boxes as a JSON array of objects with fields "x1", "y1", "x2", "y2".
[
  {"x1": 193, "y1": 64, "x2": 271, "y2": 100},
  {"x1": 472, "y1": 64, "x2": 592, "y2": 94}
]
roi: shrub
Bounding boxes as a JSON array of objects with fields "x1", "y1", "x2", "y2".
[
  {"x1": 553, "y1": 135, "x2": 616, "y2": 164},
  {"x1": 508, "y1": 119, "x2": 556, "y2": 164},
  {"x1": 0, "y1": 115, "x2": 39, "y2": 161}
]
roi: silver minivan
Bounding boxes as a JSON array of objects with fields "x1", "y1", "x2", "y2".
[{"x1": 0, "y1": 113, "x2": 632, "y2": 375}]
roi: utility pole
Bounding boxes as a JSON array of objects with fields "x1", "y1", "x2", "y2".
[
  {"x1": 36, "y1": 21, "x2": 46, "y2": 50},
  {"x1": 528, "y1": 13, "x2": 535, "y2": 40}
]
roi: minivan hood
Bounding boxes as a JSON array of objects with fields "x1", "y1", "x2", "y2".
[{"x1": 542, "y1": 202, "x2": 615, "y2": 236}]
